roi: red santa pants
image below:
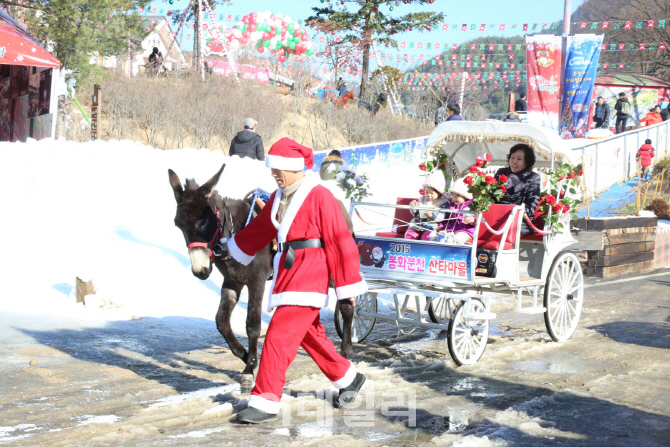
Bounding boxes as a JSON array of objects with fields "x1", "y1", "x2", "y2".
[{"x1": 248, "y1": 305, "x2": 356, "y2": 414}]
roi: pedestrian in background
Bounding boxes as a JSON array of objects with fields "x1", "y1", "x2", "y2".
[
  {"x1": 229, "y1": 118, "x2": 265, "y2": 161},
  {"x1": 636, "y1": 139, "x2": 655, "y2": 181},
  {"x1": 614, "y1": 92, "x2": 631, "y2": 134},
  {"x1": 514, "y1": 93, "x2": 527, "y2": 113},
  {"x1": 319, "y1": 149, "x2": 345, "y2": 181},
  {"x1": 446, "y1": 103, "x2": 463, "y2": 121},
  {"x1": 593, "y1": 96, "x2": 610, "y2": 129}
]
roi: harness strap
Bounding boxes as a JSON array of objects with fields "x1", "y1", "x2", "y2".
[{"x1": 277, "y1": 239, "x2": 323, "y2": 270}]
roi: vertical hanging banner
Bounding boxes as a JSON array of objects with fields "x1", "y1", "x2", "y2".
[
  {"x1": 560, "y1": 34, "x2": 603, "y2": 139},
  {"x1": 526, "y1": 35, "x2": 562, "y2": 131}
]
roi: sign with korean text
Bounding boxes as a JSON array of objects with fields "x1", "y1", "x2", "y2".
[
  {"x1": 355, "y1": 237, "x2": 472, "y2": 283},
  {"x1": 526, "y1": 35, "x2": 562, "y2": 131}
]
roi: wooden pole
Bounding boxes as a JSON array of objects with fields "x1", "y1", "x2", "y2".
[{"x1": 91, "y1": 84, "x2": 101, "y2": 141}]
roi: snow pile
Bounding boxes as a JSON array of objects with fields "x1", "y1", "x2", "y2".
[{"x1": 0, "y1": 138, "x2": 419, "y2": 333}]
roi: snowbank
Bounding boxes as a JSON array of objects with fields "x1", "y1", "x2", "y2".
[{"x1": 0, "y1": 139, "x2": 419, "y2": 333}]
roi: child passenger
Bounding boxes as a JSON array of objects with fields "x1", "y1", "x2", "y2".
[
  {"x1": 405, "y1": 171, "x2": 449, "y2": 241},
  {"x1": 438, "y1": 178, "x2": 476, "y2": 244}
]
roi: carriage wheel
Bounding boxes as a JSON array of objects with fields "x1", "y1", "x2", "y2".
[
  {"x1": 447, "y1": 298, "x2": 489, "y2": 366},
  {"x1": 543, "y1": 251, "x2": 584, "y2": 342},
  {"x1": 334, "y1": 292, "x2": 377, "y2": 343},
  {"x1": 428, "y1": 296, "x2": 452, "y2": 326}
]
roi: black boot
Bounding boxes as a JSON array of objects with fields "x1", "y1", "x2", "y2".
[
  {"x1": 333, "y1": 372, "x2": 366, "y2": 409},
  {"x1": 236, "y1": 406, "x2": 277, "y2": 424}
]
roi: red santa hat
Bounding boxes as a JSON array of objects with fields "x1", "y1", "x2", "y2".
[{"x1": 265, "y1": 137, "x2": 314, "y2": 171}]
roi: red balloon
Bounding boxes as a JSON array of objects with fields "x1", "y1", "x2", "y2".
[
  {"x1": 300, "y1": 34, "x2": 308, "y2": 41},
  {"x1": 271, "y1": 15, "x2": 276, "y2": 20},
  {"x1": 270, "y1": 30, "x2": 277, "y2": 37},
  {"x1": 294, "y1": 29, "x2": 300, "y2": 37},
  {"x1": 279, "y1": 55, "x2": 286, "y2": 63},
  {"x1": 262, "y1": 32, "x2": 270, "y2": 40},
  {"x1": 241, "y1": 38, "x2": 248, "y2": 45},
  {"x1": 242, "y1": 16, "x2": 249, "y2": 24},
  {"x1": 250, "y1": 12, "x2": 257, "y2": 19},
  {"x1": 257, "y1": 46, "x2": 264, "y2": 53},
  {"x1": 249, "y1": 23, "x2": 256, "y2": 32},
  {"x1": 242, "y1": 30, "x2": 250, "y2": 38}
]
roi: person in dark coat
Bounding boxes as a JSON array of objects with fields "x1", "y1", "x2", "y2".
[
  {"x1": 446, "y1": 103, "x2": 463, "y2": 121},
  {"x1": 503, "y1": 111, "x2": 522, "y2": 122},
  {"x1": 494, "y1": 144, "x2": 541, "y2": 235},
  {"x1": 614, "y1": 92, "x2": 631, "y2": 134},
  {"x1": 229, "y1": 118, "x2": 265, "y2": 161},
  {"x1": 514, "y1": 93, "x2": 527, "y2": 112},
  {"x1": 661, "y1": 104, "x2": 670, "y2": 122},
  {"x1": 319, "y1": 150, "x2": 345, "y2": 181},
  {"x1": 148, "y1": 47, "x2": 163, "y2": 74},
  {"x1": 336, "y1": 77, "x2": 347, "y2": 98},
  {"x1": 593, "y1": 96, "x2": 610, "y2": 129}
]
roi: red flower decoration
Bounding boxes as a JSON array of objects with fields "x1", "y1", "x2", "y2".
[
  {"x1": 499, "y1": 174, "x2": 508, "y2": 183},
  {"x1": 419, "y1": 188, "x2": 425, "y2": 195},
  {"x1": 484, "y1": 153, "x2": 492, "y2": 162},
  {"x1": 568, "y1": 172, "x2": 575, "y2": 179},
  {"x1": 439, "y1": 164, "x2": 446, "y2": 169},
  {"x1": 468, "y1": 166, "x2": 479, "y2": 173},
  {"x1": 475, "y1": 159, "x2": 485, "y2": 168},
  {"x1": 563, "y1": 204, "x2": 571, "y2": 212},
  {"x1": 578, "y1": 170, "x2": 583, "y2": 177},
  {"x1": 545, "y1": 195, "x2": 557, "y2": 205},
  {"x1": 559, "y1": 190, "x2": 565, "y2": 198},
  {"x1": 419, "y1": 164, "x2": 427, "y2": 171},
  {"x1": 500, "y1": 185, "x2": 507, "y2": 194},
  {"x1": 485, "y1": 175, "x2": 497, "y2": 185},
  {"x1": 477, "y1": 171, "x2": 486, "y2": 177},
  {"x1": 463, "y1": 176, "x2": 474, "y2": 186},
  {"x1": 552, "y1": 203, "x2": 564, "y2": 214},
  {"x1": 558, "y1": 175, "x2": 566, "y2": 181}
]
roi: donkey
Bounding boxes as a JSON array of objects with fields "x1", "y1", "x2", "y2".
[{"x1": 168, "y1": 164, "x2": 355, "y2": 378}]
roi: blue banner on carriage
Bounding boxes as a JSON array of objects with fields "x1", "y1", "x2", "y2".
[
  {"x1": 356, "y1": 237, "x2": 472, "y2": 282},
  {"x1": 559, "y1": 34, "x2": 603, "y2": 139}
]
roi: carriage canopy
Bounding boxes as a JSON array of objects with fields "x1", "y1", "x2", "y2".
[{"x1": 426, "y1": 121, "x2": 573, "y2": 177}]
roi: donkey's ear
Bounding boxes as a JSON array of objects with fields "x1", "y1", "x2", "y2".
[
  {"x1": 199, "y1": 163, "x2": 226, "y2": 198},
  {"x1": 168, "y1": 169, "x2": 184, "y2": 204}
]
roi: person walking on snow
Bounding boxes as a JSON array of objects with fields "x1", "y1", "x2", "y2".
[
  {"x1": 614, "y1": 92, "x2": 631, "y2": 134},
  {"x1": 229, "y1": 118, "x2": 265, "y2": 161},
  {"x1": 228, "y1": 138, "x2": 368, "y2": 424},
  {"x1": 636, "y1": 139, "x2": 655, "y2": 181}
]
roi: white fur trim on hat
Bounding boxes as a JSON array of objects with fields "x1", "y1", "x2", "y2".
[
  {"x1": 422, "y1": 171, "x2": 446, "y2": 194},
  {"x1": 265, "y1": 154, "x2": 305, "y2": 171},
  {"x1": 448, "y1": 178, "x2": 473, "y2": 200}
]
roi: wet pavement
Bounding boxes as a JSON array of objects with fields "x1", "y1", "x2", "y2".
[{"x1": 1, "y1": 270, "x2": 669, "y2": 446}]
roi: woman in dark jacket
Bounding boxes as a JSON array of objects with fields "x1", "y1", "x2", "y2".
[{"x1": 495, "y1": 144, "x2": 541, "y2": 235}]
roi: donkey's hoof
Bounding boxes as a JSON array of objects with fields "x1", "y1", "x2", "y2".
[{"x1": 239, "y1": 374, "x2": 254, "y2": 393}]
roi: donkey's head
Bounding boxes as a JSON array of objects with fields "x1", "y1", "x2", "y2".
[{"x1": 168, "y1": 164, "x2": 225, "y2": 280}]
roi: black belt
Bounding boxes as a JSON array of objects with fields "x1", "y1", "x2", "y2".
[{"x1": 277, "y1": 239, "x2": 323, "y2": 270}]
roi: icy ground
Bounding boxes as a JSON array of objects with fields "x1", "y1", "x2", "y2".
[{"x1": 1, "y1": 139, "x2": 670, "y2": 446}]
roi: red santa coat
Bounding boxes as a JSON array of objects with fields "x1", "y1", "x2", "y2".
[{"x1": 228, "y1": 174, "x2": 367, "y2": 311}]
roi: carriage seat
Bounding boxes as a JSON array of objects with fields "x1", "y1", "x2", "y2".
[
  {"x1": 477, "y1": 204, "x2": 520, "y2": 250},
  {"x1": 519, "y1": 200, "x2": 547, "y2": 241},
  {"x1": 375, "y1": 197, "x2": 416, "y2": 239}
]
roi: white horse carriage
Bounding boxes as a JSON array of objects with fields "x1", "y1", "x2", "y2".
[{"x1": 335, "y1": 122, "x2": 585, "y2": 366}]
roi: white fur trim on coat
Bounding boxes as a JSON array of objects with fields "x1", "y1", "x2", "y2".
[
  {"x1": 265, "y1": 154, "x2": 305, "y2": 171},
  {"x1": 228, "y1": 234, "x2": 255, "y2": 266},
  {"x1": 268, "y1": 291, "x2": 329, "y2": 311},
  {"x1": 331, "y1": 362, "x2": 357, "y2": 389},
  {"x1": 335, "y1": 280, "x2": 368, "y2": 300},
  {"x1": 248, "y1": 394, "x2": 281, "y2": 414}
]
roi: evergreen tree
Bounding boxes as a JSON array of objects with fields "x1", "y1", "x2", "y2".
[
  {"x1": 307, "y1": 0, "x2": 443, "y2": 101},
  {"x1": 17, "y1": 0, "x2": 151, "y2": 84}
]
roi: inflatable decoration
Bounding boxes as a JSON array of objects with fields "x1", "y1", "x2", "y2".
[{"x1": 227, "y1": 11, "x2": 315, "y2": 60}]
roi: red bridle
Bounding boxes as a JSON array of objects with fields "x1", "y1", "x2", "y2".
[{"x1": 187, "y1": 209, "x2": 224, "y2": 261}]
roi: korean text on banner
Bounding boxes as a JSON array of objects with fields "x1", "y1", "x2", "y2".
[
  {"x1": 204, "y1": 59, "x2": 270, "y2": 85},
  {"x1": 526, "y1": 35, "x2": 562, "y2": 131},
  {"x1": 560, "y1": 34, "x2": 604, "y2": 139}
]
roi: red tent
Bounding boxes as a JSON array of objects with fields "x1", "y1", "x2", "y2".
[{"x1": 0, "y1": 10, "x2": 60, "y2": 68}]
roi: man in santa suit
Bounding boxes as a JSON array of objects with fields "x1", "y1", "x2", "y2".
[{"x1": 228, "y1": 137, "x2": 368, "y2": 424}]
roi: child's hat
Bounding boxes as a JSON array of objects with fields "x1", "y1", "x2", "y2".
[
  {"x1": 448, "y1": 178, "x2": 473, "y2": 200},
  {"x1": 422, "y1": 171, "x2": 446, "y2": 195}
]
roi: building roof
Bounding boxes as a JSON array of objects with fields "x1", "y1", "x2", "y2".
[
  {"x1": 596, "y1": 73, "x2": 670, "y2": 88},
  {"x1": 0, "y1": 9, "x2": 60, "y2": 68}
]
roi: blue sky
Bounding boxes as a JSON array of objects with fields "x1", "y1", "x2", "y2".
[{"x1": 145, "y1": 0, "x2": 586, "y2": 53}]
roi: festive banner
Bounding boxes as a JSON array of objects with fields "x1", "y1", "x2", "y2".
[
  {"x1": 526, "y1": 35, "x2": 562, "y2": 131},
  {"x1": 205, "y1": 59, "x2": 270, "y2": 85},
  {"x1": 559, "y1": 34, "x2": 603, "y2": 139}
]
